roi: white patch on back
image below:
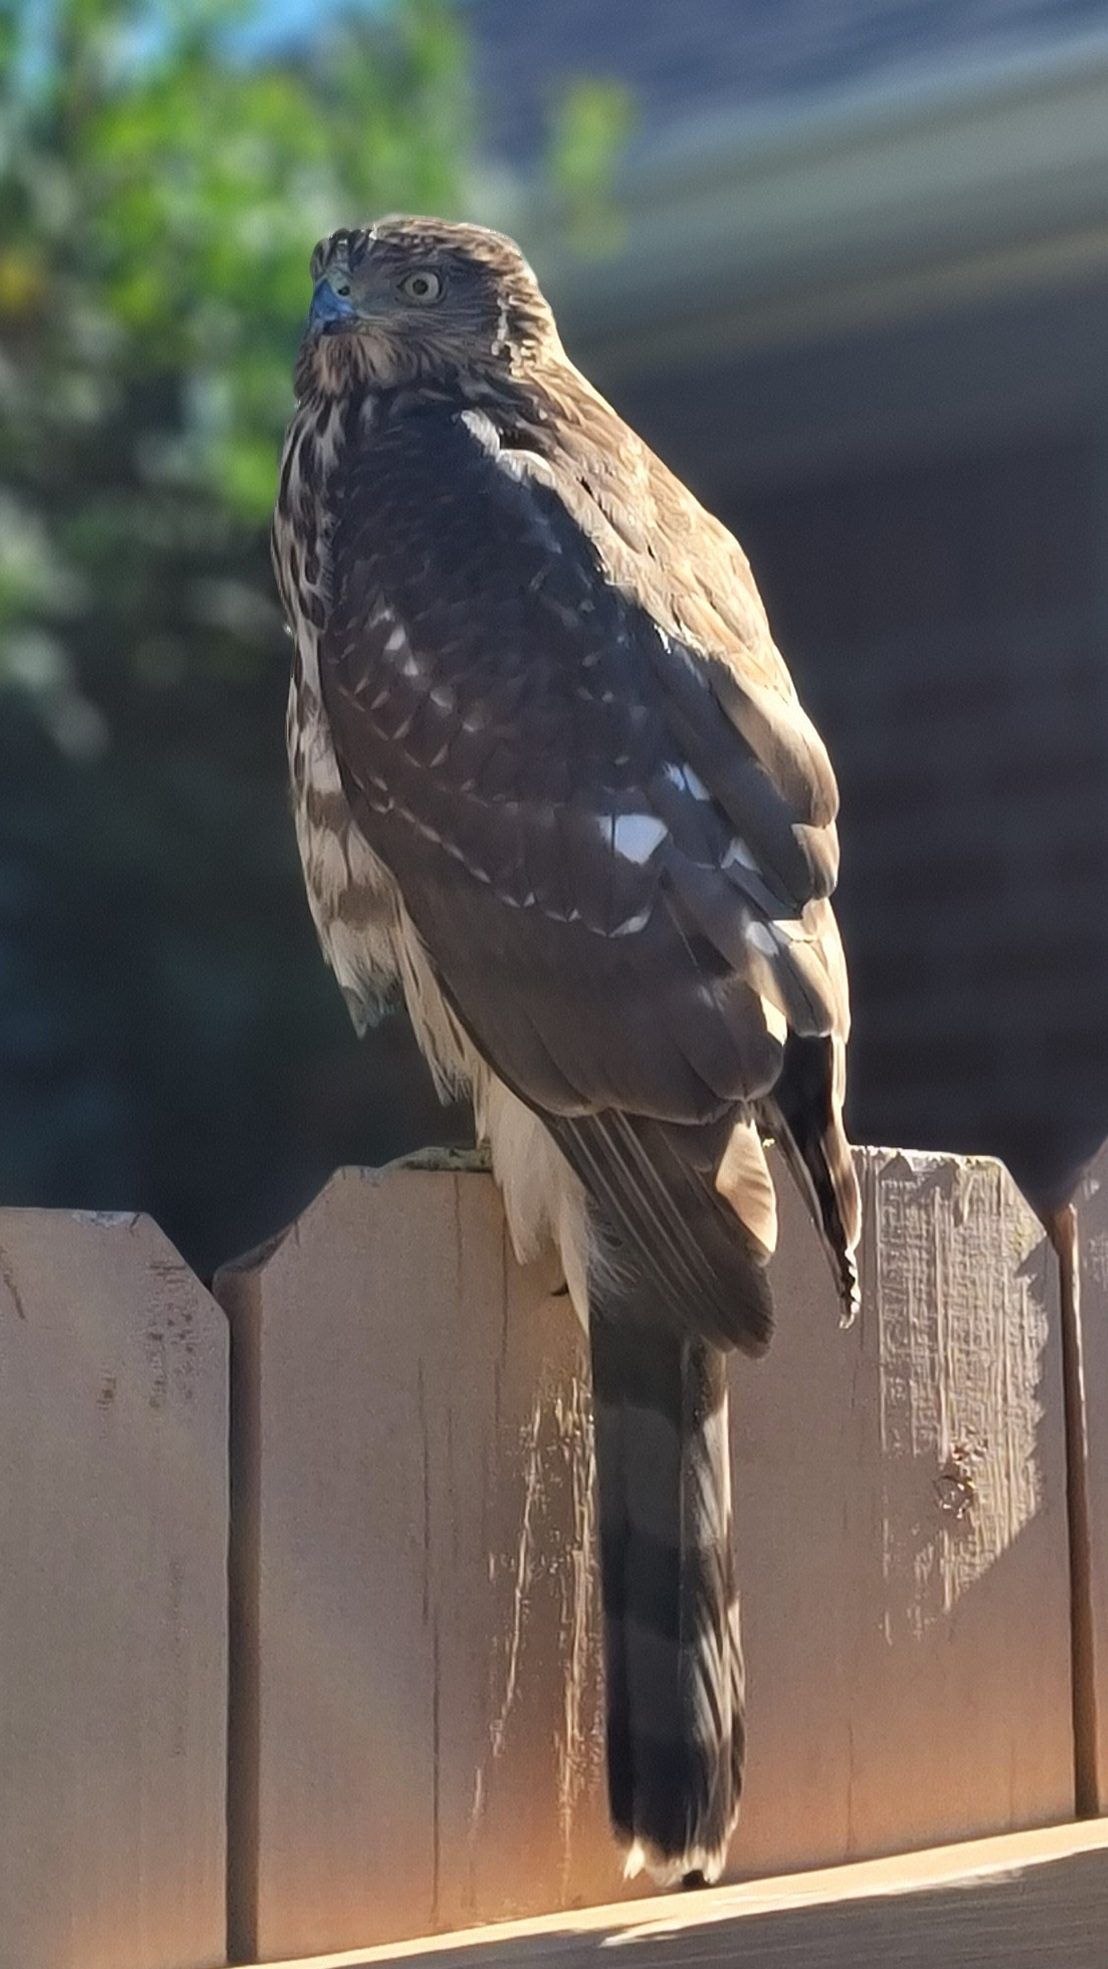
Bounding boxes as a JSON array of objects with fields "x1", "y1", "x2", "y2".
[
  {"x1": 665, "y1": 761, "x2": 711, "y2": 801},
  {"x1": 746, "y1": 920, "x2": 778, "y2": 958},
  {"x1": 722, "y1": 836, "x2": 759, "y2": 872},
  {"x1": 611, "y1": 812, "x2": 668, "y2": 864},
  {"x1": 611, "y1": 904, "x2": 652, "y2": 937},
  {"x1": 760, "y1": 995, "x2": 788, "y2": 1046},
  {"x1": 460, "y1": 408, "x2": 499, "y2": 454}
]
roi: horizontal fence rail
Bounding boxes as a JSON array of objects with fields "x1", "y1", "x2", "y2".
[{"x1": 0, "y1": 1144, "x2": 1104, "y2": 1968}]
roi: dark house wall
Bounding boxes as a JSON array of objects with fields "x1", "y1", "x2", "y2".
[{"x1": 740, "y1": 430, "x2": 1108, "y2": 1205}]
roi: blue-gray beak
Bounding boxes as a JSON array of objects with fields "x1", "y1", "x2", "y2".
[{"x1": 309, "y1": 278, "x2": 357, "y2": 333}]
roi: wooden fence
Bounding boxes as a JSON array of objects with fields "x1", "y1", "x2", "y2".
[{"x1": 1, "y1": 1142, "x2": 1106, "y2": 1969}]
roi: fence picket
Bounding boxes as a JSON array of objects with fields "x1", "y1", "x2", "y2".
[{"x1": 0, "y1": 1209, "x2": 228, "y2": 1969}]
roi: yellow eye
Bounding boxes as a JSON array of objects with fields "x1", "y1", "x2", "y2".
[{"x1": 398, "y1": 269, "x2": 443, "y2": 304}]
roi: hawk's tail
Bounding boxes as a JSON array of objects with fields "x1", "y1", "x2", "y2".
[{"x1": 589, "y1": 1307, "x2": 743, "y2": 1885}]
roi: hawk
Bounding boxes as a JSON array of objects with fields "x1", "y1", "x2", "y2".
[{"x1": 273, "y1": 216, "x2": 860, "y2": 1887}]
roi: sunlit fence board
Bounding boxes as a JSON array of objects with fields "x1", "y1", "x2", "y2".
[
  {"x1": 1074, "y1": 1149, "x2": 1108, "y2": 1812},
  {"x1": 733, "y1": 1148, "x2": 1071, "y2": 1874},
  {"x1": 215, "y1": 1145, "x2": 1073, "y2": 1963},
  {"x1": 0, "y1": 1209, "x2": 228, "y2": 1969},
  {"x1": 217, "y1": 1158, "x2": 615, "y2": 1965}
]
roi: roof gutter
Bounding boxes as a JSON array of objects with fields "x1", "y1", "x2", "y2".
[{"x1": 523, "y1": 30, "x2": 1108, "y2": 380}]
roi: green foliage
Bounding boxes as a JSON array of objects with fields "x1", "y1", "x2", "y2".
[
  {"x1": 1, "y1": 0, "x2": 467, "y2": 536},
  {"x1": 546, "y1": 75, "x2": 634, "y2": 255},
  {"x1": 0, "y1": 0, "x2": 472, "y2": 1266}
]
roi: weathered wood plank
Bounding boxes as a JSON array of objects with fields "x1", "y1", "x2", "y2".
[
  {"x1": 245, "y1": 1819, "x2": 1108, "y2": 1969},
  {"x1": 0, "y1": 1209, "x2": 228, "y2": 1969},
  {"x1": 1073, "y1": 1146, "x2": 1108, "y2": 1808},
  {"x1": 217, "y1": 1163, "x2": 616, "y2": 1965},
  {"x1": 216, "y1": 1146, "x2": 1073, "y2": 1961},
  {"x1": 733, "y1": 1147, "x2": 1072, "y2": 1872}
]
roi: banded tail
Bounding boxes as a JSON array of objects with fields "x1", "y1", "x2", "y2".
[{"x1": 589, "y1": 1307, "x2": 743, "y2": 1884}]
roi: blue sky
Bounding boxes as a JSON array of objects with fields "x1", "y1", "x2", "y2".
[{"x1": 238, "y1": 0, "x2": 399, "y2": 47}]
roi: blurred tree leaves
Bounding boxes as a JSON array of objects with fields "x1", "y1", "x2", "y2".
[
  {"x1": 0, "y1": 0, "x2": 474, "y2": 1269},
  {"x1": 547, "y1": 76, "x2": 634, "y2": 255}
]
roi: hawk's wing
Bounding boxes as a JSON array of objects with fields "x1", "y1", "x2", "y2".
[{"x1": 319, "y1": 400, "x2": 854, "y2": 1350}]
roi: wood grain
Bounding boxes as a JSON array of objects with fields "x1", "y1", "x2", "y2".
[
  {"x1": 217, "y1": 1162, "x2": 618, "y2": 1964},
  {"x1": 0, "y1": 1209, "x2": 228, "y2": 1969},
  {"x1": 732, "y1": 1146, "x2": 1073, "y2": 1873}
]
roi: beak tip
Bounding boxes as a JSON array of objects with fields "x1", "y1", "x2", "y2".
[{"x1": 308, "y1": 277, "x2": 356, "y2": 332}]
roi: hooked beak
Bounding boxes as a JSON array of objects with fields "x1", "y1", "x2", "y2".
[{"x1": 308, "y1": 277, "x2": 358, "y2": 335}]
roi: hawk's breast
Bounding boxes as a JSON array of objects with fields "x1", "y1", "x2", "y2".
[{"x1": 275, "y1": 398, "x2": 400, "y2": 1031}]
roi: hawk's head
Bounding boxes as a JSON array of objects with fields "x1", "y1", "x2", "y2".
[{"x1": 295, "y1": 216, "x2": 558, "y2": 398}]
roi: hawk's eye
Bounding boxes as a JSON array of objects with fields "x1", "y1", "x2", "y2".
[{"x1": 398, "y1": 269, "x2": 443, "y2": 305}]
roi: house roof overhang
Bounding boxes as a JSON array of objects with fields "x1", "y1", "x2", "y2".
[{"x1": 525, "y1": 31, "x2": 1108, "y2": 386}]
